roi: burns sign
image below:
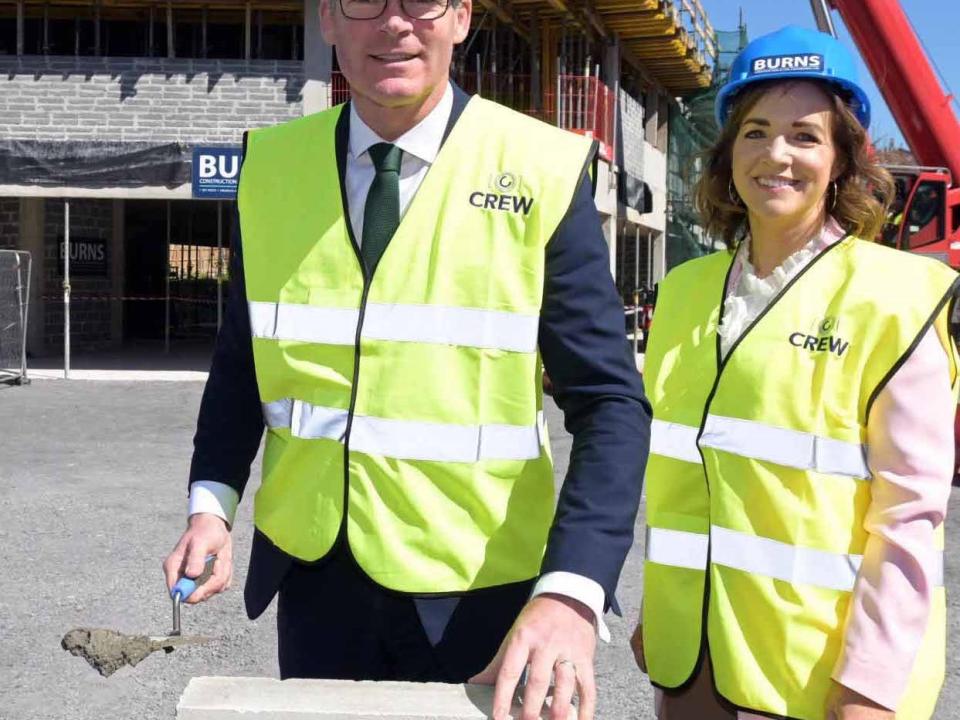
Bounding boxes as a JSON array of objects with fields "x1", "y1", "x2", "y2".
[{"x1": 192, "y1": 147, "x2": 243, "y2": 199}]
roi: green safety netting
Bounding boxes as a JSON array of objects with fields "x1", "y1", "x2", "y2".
[{"x1": 666, "y1": 26, "x2": 748, "y2": 270}]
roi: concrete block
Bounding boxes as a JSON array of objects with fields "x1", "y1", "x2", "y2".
[{"x1": 176, "y1": 677, "x2": 576, "y2": 720}]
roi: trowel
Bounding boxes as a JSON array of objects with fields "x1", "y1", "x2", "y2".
[
  {"x1": 61, "y1": 556, "x2": 217, "y2": 677},
  {"x1": 166, "y1": 554, "x2": 217, "y2": 644}
]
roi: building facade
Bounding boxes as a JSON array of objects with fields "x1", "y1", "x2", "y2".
[{"x1": 0, "y1": 0, "x2": 714, "y2": 358}]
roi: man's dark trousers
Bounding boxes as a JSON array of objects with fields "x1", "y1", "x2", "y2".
[{"x1": 269, "y1": 542, "x2": 533, "y2": 681}]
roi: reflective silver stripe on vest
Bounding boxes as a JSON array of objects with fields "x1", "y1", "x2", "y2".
[
  {"x1": 361, "y1": 303, "x2": 538, "y2": 352},
  {"x1": 646, "y1": 526, "x2": 946, "y2": 591},
  {"x1": 649, "y1": 419, "x2": 702, "y2": 464},
  {"x1": 700, "y1": 414, "x2": 870, "y2": 480},
  {"x1": 250, "y1": 302, "x2": 359, "y2": 345},
  {"x1": 645, "y1": 525, "x2": 709, "y2": 570},
  {"x1": 262, "y1": 399, "x2": 544, "y2": 462},
  {"x1": 650, "y1": 416, "x2": 870, "y2": 479},
  {"x1": 249, "y1": 301, "x2": 539, "y2": 352},
  {"x1": 710, "y1": 525, "x2": 862, "y2": 592}
]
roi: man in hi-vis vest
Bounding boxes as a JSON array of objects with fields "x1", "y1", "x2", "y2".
[{"x1": 162, "y1": 0, "x2": 650, "y2": 717}]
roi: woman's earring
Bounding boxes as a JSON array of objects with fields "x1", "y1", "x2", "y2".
[
  {"x1": 728, "y1": 178, "x2": 743, "y2": 207},
  {"x1": 829, "y1": 180, "x2": 838, "y2": 212}
]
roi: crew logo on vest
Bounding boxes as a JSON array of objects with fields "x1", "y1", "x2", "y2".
[
  {"x1": 492, "y1": 172, "x2": 518, "y2": 192},
  {"x1": 788, "y1": 315, "x2": 850, "y2": 357},
  {"x1": 468, "y1": 171, "x2": 534, "y2": 215}
]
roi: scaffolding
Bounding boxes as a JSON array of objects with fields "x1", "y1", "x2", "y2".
[
  {"x1": 0, "y1": 249, "x2": 31, "y2": 384},
  {"x1": 665, "y1": 25, "x2": 748, "y2": 270}
]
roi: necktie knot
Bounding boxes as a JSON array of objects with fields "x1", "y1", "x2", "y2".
[{"x1": 368, "y1": 143, "x2": 402, "y2": 174}]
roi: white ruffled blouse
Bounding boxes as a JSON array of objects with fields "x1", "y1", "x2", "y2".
[{"x1": 718, "y1": 217, "x2": 842, "y2": 359}]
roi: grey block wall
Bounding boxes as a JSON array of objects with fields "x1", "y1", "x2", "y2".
[
  {"x1": 0, "y1": 198, "x2": 18, "y2": 249},
  {"x1": 619, "y1": 90, "x2": 645, "y2": 185},
  {"x1": 43, "y1": 199, "x2": 115, "y2": 351},
  {"x1": 0, "y1": 56, "x2": 306, "y2": 144}
]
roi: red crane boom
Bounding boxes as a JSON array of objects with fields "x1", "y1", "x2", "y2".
[
  {"x1": 813, "y1": 0, "x2": 960, "y2": 264},
  {"x1": 829, "y1": 0, "x2": 960, "y2": 180}
]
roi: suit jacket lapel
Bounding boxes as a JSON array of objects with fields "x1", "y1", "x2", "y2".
[{"x1": 334, "y1": 102, "x2": 357, "y2": 249}]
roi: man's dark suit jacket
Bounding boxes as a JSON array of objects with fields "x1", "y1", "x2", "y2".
[{"x1": 189, "y1": 84, "x2": 652, "y2": 628}]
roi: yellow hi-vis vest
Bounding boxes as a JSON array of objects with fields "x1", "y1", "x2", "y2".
[
  {"x1": 642, "y1": 237, "x2": 959, "y2": 719},
  {"x1": 237, "y1": 96, "x2": 594, "y2": 594}
]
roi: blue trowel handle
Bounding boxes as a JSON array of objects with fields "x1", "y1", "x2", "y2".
[{"x1": 170, "y1": 555, "x2": 216, "y2": 601}]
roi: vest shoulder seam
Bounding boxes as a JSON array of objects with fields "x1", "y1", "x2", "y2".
[
  {"x1": 248, "y1": 105, "x2": 344, "y2": 144},
  {"x1": 470, "y1": 96, "x2": 594, "y2": 150},
  {"x1": 662, "y1": 250, "x2": 734, "y2": 287},
  {"x1": 864, "y1": 274, "x2": 960, "y2": 421}
]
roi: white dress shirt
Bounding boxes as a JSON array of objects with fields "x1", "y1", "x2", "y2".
[{"x1": 189, "y1": 83, "x2": 609, "y2": 640}]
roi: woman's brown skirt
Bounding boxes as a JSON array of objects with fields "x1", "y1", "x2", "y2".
[{"x1": 655, "y1": 653, "x2": 740, "y2": 720}]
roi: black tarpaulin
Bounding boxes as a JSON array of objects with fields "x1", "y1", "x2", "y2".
[
  {"x1": 0, "y1": 140, "x2": 190, "y2": 188},
  {"x1": 619, "y1": 175, "x2": 654, "y2": 214}
]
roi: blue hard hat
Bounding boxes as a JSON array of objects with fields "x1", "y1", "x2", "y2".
[{"x1": 716, "y1": 25, "x2": 871, "y2": 129}]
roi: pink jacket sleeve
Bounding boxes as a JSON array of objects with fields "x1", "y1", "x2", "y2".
[{"x1": 833, "y1": 327, "x2": 956, "y2": 710}]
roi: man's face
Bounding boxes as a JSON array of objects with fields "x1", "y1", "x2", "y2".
[{"x1": 320, "y1": 0, "x2": 471, "y2": 111}]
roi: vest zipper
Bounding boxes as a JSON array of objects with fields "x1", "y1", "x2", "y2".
[{"x1": 333, "y1": 231, "x2": 373, "y2": 552}]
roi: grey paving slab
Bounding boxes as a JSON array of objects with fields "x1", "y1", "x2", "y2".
[
  {"x1": 175, "y1": 677, "x2": 574, "y2": 719},
  {"x1": 0, "y1": 380, "x2": 957, "y2": 719}
]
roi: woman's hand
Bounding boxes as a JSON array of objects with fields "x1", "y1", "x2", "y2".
[
  {"x1": 629, "y1": 622, "x2": 647, "y2": 673},
  {"x1": 825, "y1": 683, "x2": 894, "y2": 720}
]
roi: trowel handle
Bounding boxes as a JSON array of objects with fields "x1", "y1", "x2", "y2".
[{"x1": 170, "y1": 555, "x2": 216, "y2": 601}]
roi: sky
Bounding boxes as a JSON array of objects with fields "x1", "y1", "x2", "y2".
[{"x1": 699, "y1": 0, "x2": 960, "y2": 149}]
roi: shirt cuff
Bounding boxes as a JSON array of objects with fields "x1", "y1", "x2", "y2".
[
  {"x1": 531, "y1": 571, "x2": 611, "y2": 642},
  {"x1": 832, "y1": 651, "x2": 900, "y2": 712},
  {"x1": 188, "y1": 481, "x2": 240, "y2": 528}
]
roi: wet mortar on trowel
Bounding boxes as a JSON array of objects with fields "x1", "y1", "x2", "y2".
[{"x1": 61, "y1": 627, "x2": 210, "y2": 677}]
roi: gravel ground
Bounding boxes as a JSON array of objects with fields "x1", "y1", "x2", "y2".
[{"x1": 0, "y1": 379, "x2": 958, "y2": 719}]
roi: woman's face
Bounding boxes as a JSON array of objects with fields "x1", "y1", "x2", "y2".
[{"x1": 731, "y1": 81, "x2": 840, "y2": 227}]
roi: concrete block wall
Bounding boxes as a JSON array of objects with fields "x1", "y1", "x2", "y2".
[
  {"x1": 642, "y1": 142, "x2": 668, "y2": 234},
  {"x1": 43, "y1": 199, "x2": 115, "y2": 351},
  {"x1": 0, "y1": 198, "x2": 18, "y2": 250},
  {"x1": 0, "y1": 56, "x2": 305, "y2": 144},
  {"x1": 619, "y1": 89, "x2": 645, "y2": 184}
]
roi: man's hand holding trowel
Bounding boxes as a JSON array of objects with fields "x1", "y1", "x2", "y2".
[
  {"x1": 61, "y1": 514, "x2": 229, "y2": 677},
  {"x1": 163, "y1": 512, "x2": 233, "y2": 605}
]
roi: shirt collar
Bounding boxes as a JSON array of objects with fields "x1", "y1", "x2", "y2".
[
  {"x1": 733, "y1": 215, "x2": 848, "y2": 285},
  {"x1": 348, "y1": 83, "x2": 454, "y2": 165}
]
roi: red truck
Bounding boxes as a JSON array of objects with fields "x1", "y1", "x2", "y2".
[
  {"x1": 813, "y1": 0, "x2": 960, "y2": 264},
  {"x1": 812, "y1": 0, "x2": 960, "y2": 480}
]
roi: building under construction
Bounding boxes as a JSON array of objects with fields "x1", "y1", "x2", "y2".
[{"x1": 0, "y1": 0, "x2": 717, "y2": 362}]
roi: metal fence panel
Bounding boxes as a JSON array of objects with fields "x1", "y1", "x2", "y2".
[{"x1": 0, "y1": 249, "x2": 32, "y2": 385}]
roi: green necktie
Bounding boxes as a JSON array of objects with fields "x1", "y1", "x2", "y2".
[{"x1": 361, "y1": 142, "x2": 403, "y2": 274}]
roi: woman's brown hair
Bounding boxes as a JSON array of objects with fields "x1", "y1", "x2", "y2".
[{"x1": 694, "y1": 80, "x2": 895, "y2": 248}]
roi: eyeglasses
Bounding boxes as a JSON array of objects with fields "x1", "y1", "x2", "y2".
[{"x1": 339, "y1": 0, "x2": 451, "y2": 21}]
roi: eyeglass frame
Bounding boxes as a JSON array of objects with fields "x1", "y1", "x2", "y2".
[{"x1": 337, "y1": 0, "x2": 455, "y2": 21}]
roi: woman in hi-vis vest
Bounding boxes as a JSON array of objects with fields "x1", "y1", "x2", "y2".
[{"x1": 631, "y1": 26, "x2": 960, "y2": 720}]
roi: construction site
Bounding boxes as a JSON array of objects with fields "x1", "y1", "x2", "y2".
[{"x1": 0, "y1": 0, "x2": 726, "y2": 375}]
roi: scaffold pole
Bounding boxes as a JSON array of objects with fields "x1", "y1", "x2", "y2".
[
  {"x1": 63, "y1": 199, "x2": 71, "y2": 379},
  {"x1": 165, "y1": 200, "x2": 171, "y2": 354},
  {"x1": 633, "y1": 226, "x2": 640, "y2": 356},
  {"x1": 217, "y1": 201, "x2": 223, "y2": 330}
]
